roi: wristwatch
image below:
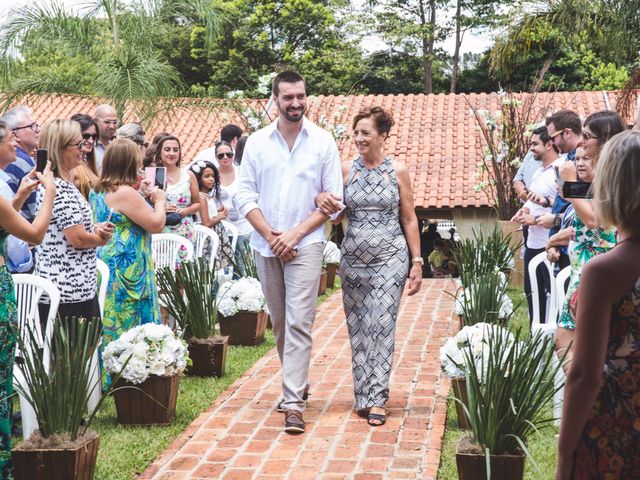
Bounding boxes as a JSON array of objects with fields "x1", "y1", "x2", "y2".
[
  {"x1": 412, "y1": 257, "x2": 424, "y2": 265},
  {"x1": 553, "y1": 214, "x2": 562, "y2": 228}
]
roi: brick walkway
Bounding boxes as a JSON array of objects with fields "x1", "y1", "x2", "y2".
[{"x1": 140, "y1": 279, "x2": 456, "y2": 480}]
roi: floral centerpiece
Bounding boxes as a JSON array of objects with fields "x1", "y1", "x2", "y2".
[
  {"x1": 103, "y1": 324, "x2": 189, "y2": 425},
  {"x1": 217, "y1": 277, "x2": 268, "y2": 346}
]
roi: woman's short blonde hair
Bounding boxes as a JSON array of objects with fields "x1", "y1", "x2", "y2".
[
  {"x1": 39, "y1": 119, "x2": 81, "y2": 177},
  {"x1": 94, "y1": 138, "x2": 140, "y2": 192},
  {"x1": 593, "y1": 130, "x2": 640, "y2": 229}
]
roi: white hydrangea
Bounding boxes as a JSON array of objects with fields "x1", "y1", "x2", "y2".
[
  {"x1": 454, "y1": 286, "x2": 513, "y2": 319},
  {"x1": 217, "y1": 277, "x2": 267, "y2": 317},
  {"x1": 439, "y1": 322, "x2": 515, "y2": 380},
  {"x1": 323, "y1": 241, "x2": 340, "y2": 265},
  {"x1": 102, "y1": 324, "x2": 189, "y2": 384}
]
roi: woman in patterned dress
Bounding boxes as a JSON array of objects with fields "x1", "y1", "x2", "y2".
[
  {"x1": 0, "y1": 120, "x2": 56, "y2": 475},
  {"x1": 555, "y1": 111, "x2": 626, "y2": 371},
  {"x1": 35, "y1": 119, "x2": 114, "y2": 325},
  {"x1": 156, "y1": 135, "x2": 200, "y2": 257},
  {"x1": 557, "y1": 130, "x2": 640, "y2": 479},
  {"x1": 317, "y1": 107, "x2": 422, "y2": 426},
  {"x1": 90, "y1": 139, "x2": 167, "y2": 386}
]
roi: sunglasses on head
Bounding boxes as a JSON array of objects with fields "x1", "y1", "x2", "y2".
[
  {"x1": 216, "y1": 152, "x2": 234, "y2": 160},
  {"x1": 82, "y1": 133, "x2": 99, "y2": 141}
]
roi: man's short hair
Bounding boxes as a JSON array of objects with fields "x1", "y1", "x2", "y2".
[
  {"x1": 0, "y1": 120, "x2": 7, "y2": 142},
  {"x1": 220, "y1": 124, "x2": 243, "y2": 143},
  {"x1": 1, "y1": 105, "x2": 33, "y2": 131},
  {"x1": 545, "y1": 110, "x2": 581, "y2": 134},
  {"x1": 531, "y1": 125, "x2": 552, "y2": 144},
  {"x1": 272, "y1": 70, "x2": 305, "y2": 97}
]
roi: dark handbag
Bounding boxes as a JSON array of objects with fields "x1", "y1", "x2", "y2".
[{"x1": 165, "y1": 212, "x2": 182, "y2": 226}]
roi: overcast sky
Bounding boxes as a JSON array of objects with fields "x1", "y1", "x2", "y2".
[{"x1": 0, "y1": 0, "x2": 493, "y2": 56}]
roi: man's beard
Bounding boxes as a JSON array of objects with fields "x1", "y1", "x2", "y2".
[{"x1": 277, "y1": 102, "x2": 305, "y2": 123}]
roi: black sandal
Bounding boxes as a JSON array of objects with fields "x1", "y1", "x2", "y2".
[{"x1": 367, "y1": 412, "x2": 386, "y2": 427}]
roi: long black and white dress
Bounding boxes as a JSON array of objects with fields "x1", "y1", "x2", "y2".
[{"x1": 341, "y1": 156, "x2": 409, "y2": 410}]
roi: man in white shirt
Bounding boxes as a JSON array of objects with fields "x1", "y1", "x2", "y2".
[
  {"x1": 236, "y1": 71, "x2": 343, "y2": 434},
  {"x1": 511, "y1": 126, "x2": 562, "y2": 323}
]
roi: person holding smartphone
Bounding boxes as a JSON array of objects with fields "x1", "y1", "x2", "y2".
[{"x1": 553, "y1": 111, "x2": 625, "y2": 371}]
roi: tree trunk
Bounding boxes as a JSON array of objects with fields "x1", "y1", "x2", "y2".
[
  {"x1": 420, "y1": 0, "x2": 437, "y2": 94},
  {"x1": 450, "y1": 0, "x2": 463, "y2": 93}
]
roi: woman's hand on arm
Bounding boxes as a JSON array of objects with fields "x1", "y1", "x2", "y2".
[
  {"x1": 395, "y1": 161, "x2": 422, "y2": 295},
  {"x1": 64, "y1": 224, "x2": 109, "y2": 249}
]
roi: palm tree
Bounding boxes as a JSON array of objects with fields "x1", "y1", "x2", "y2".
[{"x1": 0, "y1": 0, "x2": 227, "y2": 121}]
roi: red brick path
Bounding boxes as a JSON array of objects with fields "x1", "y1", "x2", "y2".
[{"x1": 140, "y1": 279, "x2": 455, "y2": 479}]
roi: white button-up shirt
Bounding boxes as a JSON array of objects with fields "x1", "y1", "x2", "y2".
[
  {"x1": 236, "y1": 117, "x2": 343, "y2": 257},
  {"x1": 524, "y1": 158, "x2": 563, "y2": 249}
]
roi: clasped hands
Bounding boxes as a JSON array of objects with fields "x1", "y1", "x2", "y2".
[
  {"x1": 268, "y1": 229, "x2": 302, "y2": 263},
  {"x1": 510, "y1": 207, "x2": 534, "y2": 226}
]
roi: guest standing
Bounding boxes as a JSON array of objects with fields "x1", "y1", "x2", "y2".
[
  {"x1": 90, "y1": 139, "x2": 166, "y2": 376},
  {"x1": 0, "y1": 120, "x2": 56, "y2": 476},
  {"x1": 317, "y1": 106, "x2": 422, "y2": 426},
  {"x1": 35, "y1": 119, "x2": 113, "y2": 325},
  {"x1": 69, "y1": 113, "x2": 99, "y2": 200},
  {"x1": 557, "y1": 130, "x2": 640, "y2": 479}
]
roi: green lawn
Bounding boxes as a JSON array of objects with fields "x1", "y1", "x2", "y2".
[{"x1": 436, "y1": 286, "x2": 559, "y2": 479}]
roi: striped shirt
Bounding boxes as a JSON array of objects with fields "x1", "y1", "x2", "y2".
[{"x1": 4, "y1": 147, "x2": 36, "y2": 222}]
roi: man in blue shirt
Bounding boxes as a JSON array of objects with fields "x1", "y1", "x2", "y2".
[{"x1": 1, "y1": 105, "x2": 40, "y2": 222}]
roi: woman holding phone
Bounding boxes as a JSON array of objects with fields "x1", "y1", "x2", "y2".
[
  {"x1": 0, "y1": 120, "x2": 56, "y2": 477},
  {"x1": 90, "y1": 139, "x2": 167, "y2": 385},
  {"x1": 155, "y1": 135, "x2": 199, "y2": 258}
]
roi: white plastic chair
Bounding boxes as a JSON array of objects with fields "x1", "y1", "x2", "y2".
[
  {"x1": 528, "y1": 251, "x2": 556, "y2": 332},
  {"x1": 87, "y1": 259, "x2": 111, "y2": 412},
  {"x1": 555, "y1": 266, "x2": 571, "y2": 309},
  {"x1": 193, "y1": 224, "x2": 220, "y2": 270},
  {"x1": 549, "y1": 266, "x2": 571, "y2": 425},
  {"x1": 151, "y1": 233, "x2": 194, "y2": 272},
  {"x1": 220, "y1": 220, "x2": 239, "y2": 253},
  {"x1": 12, "y1": 274, "x2": 60, "y2": 440}
]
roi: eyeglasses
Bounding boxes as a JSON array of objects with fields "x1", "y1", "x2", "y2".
[
  {"x1": 216, "y1": 152, "x2": 234, "y2": 160},
  {"x1": 66, "y1": 140, "x2": 84, "y2": 149},
  {"x1": 96, "y1": 118, "x2": 119, "y2": 127},
  {"x1": 582, "y1": 130, "x2": 599, "y2": 140},
  {"x1": 82, "y1": 133, "x2": 99, "y2": 141},
  {"x1": 12, "y1": 122, "x2": 40, "y2": 133},
  {"x1": 549, "y1": 129, "x2": 565, "y2": 140}
]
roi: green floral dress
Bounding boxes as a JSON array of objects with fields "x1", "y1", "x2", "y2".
[
  {"x1": 558, "y1": 215, "x2": 617, "y2": 329},
  {"x1": 0, "y1": 226, "x2": 18, "y2": 478},
  {"x1": 90, "y1": 192, "x2": 161, "y2": 385}
]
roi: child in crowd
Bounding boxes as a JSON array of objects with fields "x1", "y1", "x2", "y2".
[{"x1": 428, "y1": 238, "x2": 447, "y2": 277}]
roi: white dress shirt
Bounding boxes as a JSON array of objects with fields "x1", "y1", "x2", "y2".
[
  {"x1": 524, "y1": 158, "x2": 563, "y2": 249},
  {"x1": 236, "y1": 117, "x2": 343, "y2": 257}
]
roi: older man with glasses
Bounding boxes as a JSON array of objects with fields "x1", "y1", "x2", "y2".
[
  {"x1": 0, "y1": 105, "x2": 40, "y2": 222},
  {"x1": 93, "y1": 104, "x2": 119, "y2": 173}
]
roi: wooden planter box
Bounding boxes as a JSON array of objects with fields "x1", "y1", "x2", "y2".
[
  {"x1": 456, "y1": 437, "x2": 525, "y2": 480},
  {"x1": 318, "y1": 269, "x2": 328, "y2": 296},
  {"x1": 325, "y1": 263, "x2": 339, "y2": 289},
  {"x1": 451, "y1": 376, "x2": 471, "y2": 430},
  {"x1": 113, "y1": 374, "x2": 180, "y2": 425},
  {"x1": 13, "y1": 433, "x2": 100, "y2": 480},
  {"x1": 186, "y1": 336, "x2": 228, "y2": 377},
  {"x1": 219, "y1": 310, "x2": 268, "y2": 346}
]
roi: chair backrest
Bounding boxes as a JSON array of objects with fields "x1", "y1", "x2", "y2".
[
  {"x1": 12, "y1": 274, "x2": 59, "y2": 366},
  {"x1": 220, "y1": 220, "x2": 239, "y2": 252},
  {"x1": 556, "y1": 266, "x2": 572, "y2": 309},
  {"x1": 193, "y1": 224, "x2": 220, "y2": 270},
  {"x1": 151, "y1": 233, "x2": 194, "y2": 272},
  {"x1": 528, "y1": 251, "x2": 555, "y2": 327},
  {"x1": 96, "y1": 259, "x2": 110, "y2": 318}
]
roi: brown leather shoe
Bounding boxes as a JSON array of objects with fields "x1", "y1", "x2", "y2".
[{"x1": 284, "y1": 409, "x2": 305, "y2": 433}]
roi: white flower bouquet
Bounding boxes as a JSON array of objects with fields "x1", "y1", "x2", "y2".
[
  {"x1": 440, "y1": 322, "x2": 515, "y2": 379},
  {"x1": 323, "y1": 241, "x2": 340, "y2": 265},
  {"x1": 103, "y1": 324, "x2": 190, "y2": 384},
  {"x1": 217, "y1": 277, "x2": 267, "y2": 317},
  {"x1": 454, "y1": 287, "x2": 514, "y2": 319}
]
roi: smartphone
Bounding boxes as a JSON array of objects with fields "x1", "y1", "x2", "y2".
[
  {"x1": 563, "y1": 181, "x2": 592, "y2": 199},
  {"x1": 155, "y1": 167, "x2": 167, "y2": 190},
  {"x1": 36, "y1": 148, "x2": 48, "y2": 173},
  {"x1": 144, "y1": 167, "x2": 156, "y2": 185}
]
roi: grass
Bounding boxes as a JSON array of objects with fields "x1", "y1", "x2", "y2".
[{"x1": 437, "y1": 285, "x2": 559, "y2": 479}]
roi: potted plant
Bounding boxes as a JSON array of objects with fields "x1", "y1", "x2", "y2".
[
  {"x1": 323, "y1": 241, "x2": 340, "y2": 289},
  {"x1": 12, "y1": 318, "x2": 108, "y2": 480},
  {"x1": 103, "y1": 324, "x2": 189, "y2": 425},
  {"x1": 455, "y1": 326, "x2": 565, "y2": 480},
  {"x1": 453, "y1": 271, "x2": 515, "y2": 328},
  {"x1": 217, "y1": 277, "x2": 268, "y2": 346},
  {"x1": 157, "y1": 258, "x2": 229, "y2": 377},
  {"x1": 440, "y1": 323, "x2": 516, "y2": 430}
]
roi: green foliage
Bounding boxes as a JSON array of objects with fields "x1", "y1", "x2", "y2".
[
  {"x1": 156, "y1": 258, "x2": 220, "y2": 340},
  {"x1": 454, "y1": 272, "x2": 515, "y2": 326},
  {"x1": 461, "y1": 327, "x2": 565, "y2": 460},
  {"x1": 14, "y1": 317, "x2": 107, "y2": 440}
]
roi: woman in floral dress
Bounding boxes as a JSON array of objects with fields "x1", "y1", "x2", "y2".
[
  {"x1": 0, "y1": 120, "x2": 56, "y2": 475},
  {"x1": 557, "y1": 130, "x2": 640, "y2": 480},
  {"x1": 90, "y1": 139, "x2": 167, "y2": 385}
]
